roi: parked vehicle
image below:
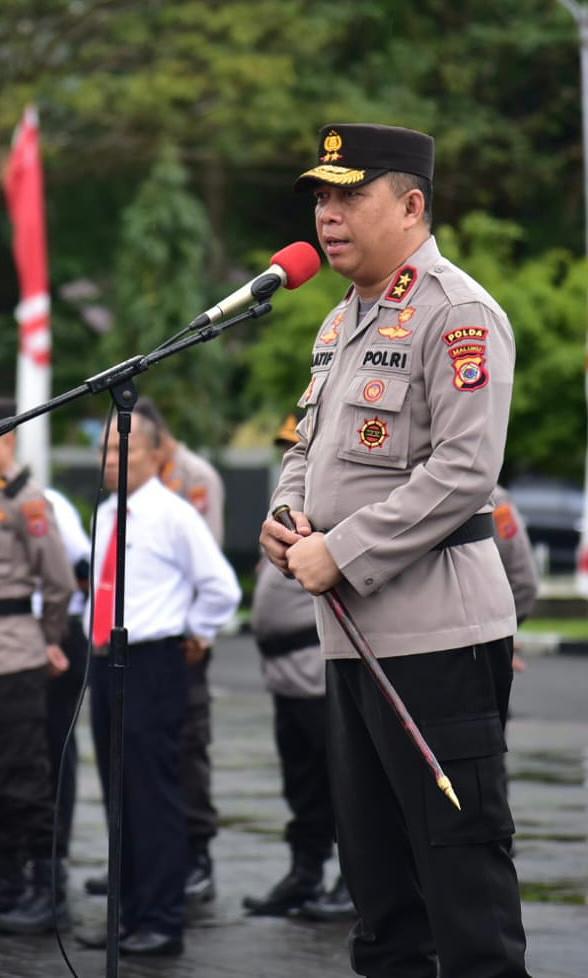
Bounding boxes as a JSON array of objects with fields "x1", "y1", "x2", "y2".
[{"x1": 506, "y1": 477, "x2": 584, "y2": 573}]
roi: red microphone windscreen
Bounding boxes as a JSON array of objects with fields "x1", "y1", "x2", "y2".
[{"x1": 271, "y1": 241, "x2": 321, "y2": 290}]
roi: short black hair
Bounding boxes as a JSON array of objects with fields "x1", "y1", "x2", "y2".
[
  {"x1": 388, "y1": 171, "x2": 433, "y2": 227},
  {"x1": 134, "y1": 396, "x2": 169, "y2": 435}
]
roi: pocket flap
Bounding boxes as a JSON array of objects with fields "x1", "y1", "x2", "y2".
[
  {"x1": 297, "y1": 371, "x2": 328, "y2": 408},
  {"x1": 422, "y1": 712, "x2": 506, "y2": 761},
  {"x1": 344, "y1": 375, "x2": 409, "y2": 412}
]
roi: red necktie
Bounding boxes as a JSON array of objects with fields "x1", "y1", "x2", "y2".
[{"x1": 93, "y1": 517, "x2": 118, "y2": 646}]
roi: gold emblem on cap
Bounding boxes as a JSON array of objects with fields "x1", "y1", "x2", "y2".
[
  {"x1": 321, "y1": 130, "x2": 343, "y2": 163},
  {"x1": 303, "y1": 165, "x2": 366, "y2": 185}
]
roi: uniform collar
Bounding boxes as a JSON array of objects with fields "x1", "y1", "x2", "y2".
[
  {"x1": 342, "y1": 235, "x2": 441, "y2": 344},
  {"x1": 105, "y1": 475, "x2": 162, "y2": 514}
]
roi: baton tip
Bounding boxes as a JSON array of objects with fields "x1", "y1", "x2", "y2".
[{"x1": 437, "y1": 774, "x2": 461, "y2": 811}]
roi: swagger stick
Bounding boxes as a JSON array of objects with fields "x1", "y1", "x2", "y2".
[{"x1": 272, "y1": 505, "x2": 461, "y2": 811}]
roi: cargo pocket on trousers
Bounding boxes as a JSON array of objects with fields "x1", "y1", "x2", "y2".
[{"x1": 422, "y1": 712, "x2": 515, "y2": 846}]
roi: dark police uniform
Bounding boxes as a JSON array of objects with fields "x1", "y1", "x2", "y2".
[
  {"x1": 270, "y1": 124, "x2": 532, "y2": 977},
  {"x1": 0, "y1": 465, "x2": 74, "y2": 916}
]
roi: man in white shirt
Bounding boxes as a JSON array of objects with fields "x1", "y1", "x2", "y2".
[{"x1": 85, "y1": 412, "x2": 240, "y2": 957}]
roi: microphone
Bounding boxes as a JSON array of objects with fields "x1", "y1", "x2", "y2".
[{"x1": 189, "y1": 241, "x2": 321, "y2": 330}]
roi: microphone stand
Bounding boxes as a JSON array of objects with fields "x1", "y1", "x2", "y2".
[{"x1": 0, "y1": 299, "x2": 272, "y2": 978}]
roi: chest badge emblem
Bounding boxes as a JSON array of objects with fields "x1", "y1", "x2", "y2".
[
  {"x1": 319, "y1": 313, "x2": 343, "y2": 345},
  {"x1": 363, "y1": 379, "x2": 385, "y2": 403},
  {"x1": 358, "y1": 417, "x2": 390, "y2": 450}
]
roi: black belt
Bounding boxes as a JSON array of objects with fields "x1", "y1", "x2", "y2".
[
  {"x1": 258, "y1": 625, "x2": 320, "y2": 659},
  {"x1": 434, "y1": 513, "x2": 493, "y2": 550},
  {"x1": 0, "y1": 597, "x2": 32, "y2": 616}
]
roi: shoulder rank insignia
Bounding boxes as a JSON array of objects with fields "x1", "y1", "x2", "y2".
[
  {"x1": 493, "y1": 503, "x2": 519, "y2": 540},
  {"x1": 385, "y1": 266, "x2": 417, "y2": 303},
  {"x1": 21, "y1": 498, "x2": 49, "y2": 537}
]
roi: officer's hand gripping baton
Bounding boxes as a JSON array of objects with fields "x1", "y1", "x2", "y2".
[{"x1": 272, "y1": 505, "x2": 461, "y2": 811}]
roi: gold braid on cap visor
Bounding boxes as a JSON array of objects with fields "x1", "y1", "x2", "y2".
[{"x1": 302, "y1": 164, "x2": 366, "y2": 185}]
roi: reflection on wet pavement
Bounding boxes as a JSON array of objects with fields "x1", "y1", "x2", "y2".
[{"x1": 0, "y1": 639, "x2": 585, "y2": 978}]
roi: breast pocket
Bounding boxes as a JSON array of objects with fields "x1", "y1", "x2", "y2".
[
  {"x1": 336, "y1": 375, "x2": 411, "y2": 468},
  {"x1": 297, "y1": 371, "x2": 329, "y2": 450}
]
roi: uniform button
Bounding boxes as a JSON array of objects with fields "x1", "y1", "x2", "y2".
[{"x1": 364, "y1": 577, "x2": 374, "y2": 586}]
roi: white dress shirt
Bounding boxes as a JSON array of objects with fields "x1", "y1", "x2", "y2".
[
  {"x1": 87, "y1": 477, "x2": 240, "y2": 645},
  {"x1": 46, "y1": 487, "x2": 91, "y2": 617}
]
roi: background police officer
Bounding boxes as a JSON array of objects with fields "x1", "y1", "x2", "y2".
[
  {"x1": 244, "y1": 414, "x2": 353, "y2": 920},
  {"x1": 0, "y1": 399, "x2": 75, "y2": 936}
]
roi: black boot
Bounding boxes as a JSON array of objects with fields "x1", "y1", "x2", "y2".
[
  {"x1": 297, "y1": 874, "x2": 356, "y2": 921},
  {"x1": 0, "y1": 856, "x2": 24, "y2": 914},
  {"x1": 243, "y1": 856, "x2": 325, "y2": 917},
  {"x1": 84, "y1": 871, "x2": 108, "y2": 896},
  {"x1": 0, "y1": 858, "x2": 69, "y2": 934},
  {"x1": 185, "y1": 851, "x2": 215, "y2": 904}
]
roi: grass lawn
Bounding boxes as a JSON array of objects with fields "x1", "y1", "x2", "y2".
[{"x1": 520, "y1": 618, "x2": 588, "y2": 639}]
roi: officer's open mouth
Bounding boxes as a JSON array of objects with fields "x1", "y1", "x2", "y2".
[{"x1": 325, "y1": 237, "x2": 350, "y2": 253}]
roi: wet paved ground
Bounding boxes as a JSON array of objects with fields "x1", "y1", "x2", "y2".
[{"x1": 0, "y1": 636, "x2": 586, "y2": 978}]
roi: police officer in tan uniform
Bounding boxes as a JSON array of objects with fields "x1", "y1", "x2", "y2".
[
  {"x1": 0, "y1": 400, "x2": 75, "y2": 935},
  {"x1": 244, "y1": 414, "x2": 354, "y2": 919},
  {"x1": 493, "y1": 484, "x2": 539, "y2": 628},
  {"x1": 261, "y1": 125, "x2": 532, "y2": 978}
]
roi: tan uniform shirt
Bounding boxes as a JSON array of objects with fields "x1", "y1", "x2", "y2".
[
  {"x1": 493, "y1": 484, "x2": 539, "y2": 624},
  {"x1": 251, "y1": 557, "x2": 325, "y2": 698},
  {"x1": 160, "y1": 442, "x2": 225, "y2": 545},
  {"x1": 271, "y1": 235, "x2": 517, "y2": 658},
  {"x1": 0, "y1": 466, "x2": 75, "y2": 675}
]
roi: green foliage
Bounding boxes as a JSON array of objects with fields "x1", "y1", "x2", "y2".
[
  {"x1": 437, "y1": 213, "x2": 587, "y2": 480},
  {"x1": 243, "y1": 266, "x2": 344, "y2": 417},
  {"x1": 100, "y1": 144, "x2": 230, "y2": 447},
  {"x1": 0, "y1": 0, "x2": 585, "y2": 477}
]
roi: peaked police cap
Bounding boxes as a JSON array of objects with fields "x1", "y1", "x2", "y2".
[{"x1": 295, "y1": 123, "x2": 435, "y2": 192}]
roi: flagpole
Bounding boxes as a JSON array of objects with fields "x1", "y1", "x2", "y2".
[{"x1": 4, "y1": 105, "x2": 51, "y2": 486}]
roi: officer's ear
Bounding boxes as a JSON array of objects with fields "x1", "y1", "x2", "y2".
[{"x1": 404, "y1": 188, "x2": 425, "y2": 224}]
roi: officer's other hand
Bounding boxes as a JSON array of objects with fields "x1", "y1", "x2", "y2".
[
  {"x1": 260, "y1": 510, "x2": 312, "y2": 574},
  {"x1": 183, "y1": 635, "x2": 211, "y2": 666},
  {"x1": 46, "y1": 644, "x2": 70, "y2": 678},
  {"x1": 286, "y1": 532, "x2": 342, "y2": 595}
]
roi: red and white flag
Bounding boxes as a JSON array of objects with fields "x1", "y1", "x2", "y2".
[{"x1": 3, "y1": 105, "x2": 51, "y2": 484}]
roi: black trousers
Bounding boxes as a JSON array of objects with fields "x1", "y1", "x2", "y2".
[
  {"x1": 0, "y1": 667, "x2": 54, "y2": 863},
  {"x1": 179, "y1": 654, "x2": 218, "y2": 860},
  {"x1": 46, "y1": 615, "x2": 87, "y2": 857},
  {"x1": 274, "y1": 693, "x2": 335, "y2": 866},
  {"x1": 326, "y1": 639, "x2": 532, "y2": 978},
  {"x1": 90, "y1": 638, "x2": 188, "y2": 938}
]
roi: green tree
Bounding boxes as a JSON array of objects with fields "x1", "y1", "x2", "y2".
[
  {"x1": 101, "y1": 144, "x2": 230, "y2": 448},
  {"x1": 437, "y1": 213, "x2": 586, "y2": 480}
]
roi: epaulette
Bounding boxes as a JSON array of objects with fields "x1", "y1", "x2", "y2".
[
  {"x1": 3, "y1": 466, "x2": 31, "y2": 499},
  {"x1": 429, "y1": 260, "x2": 501, "y2": 313}
]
